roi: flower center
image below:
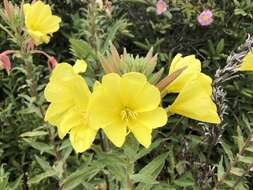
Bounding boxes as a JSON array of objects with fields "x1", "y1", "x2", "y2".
[
  {"x1": 121, "y1": 107, "x2": 137, "y2": 122},
  {"x1": 202, "y1": 15, "x2": 209, "y2": 22}
]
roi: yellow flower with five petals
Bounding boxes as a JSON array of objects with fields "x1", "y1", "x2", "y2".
[
  {"x1": 89, "y1": 72, "x2": 167, "y2": 148},
  {"x1": 23, "y1": 1, "x2": 61, "y2": 45},
  {"x1": 44, "y1": 61, "x2": 96, "y2": 153}
]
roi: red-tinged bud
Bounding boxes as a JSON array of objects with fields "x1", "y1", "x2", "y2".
[
  {"x1": 3, "y1": 0, "x2": 14, "y2": 20},
  {"x1": 27, "y1": 38, "x2": 35, "y2": 51},
  {"x1": 0, "y1": 52, "x2": 12, "y2": 75},
  {"x1": 48, "y1": 56, "x2": 57, "y2": 69}
]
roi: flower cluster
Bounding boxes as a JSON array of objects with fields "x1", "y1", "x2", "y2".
[
  {"x1": 44, "y1": 50, "x2": 223, "y2": 153},
  {"x1": 0, "y1": 1, "x2": 61, "y2": 74}
]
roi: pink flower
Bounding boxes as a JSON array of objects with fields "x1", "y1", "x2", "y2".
[
  {"x1": 156, "y1": 0, "x2": 168, "y2": 15},
  {"x1": 0, "y1": 52, "x2": 12, "y2": 74},
  {"x1": 197, "y1": 10, "x2": 213, "y2": 26}
]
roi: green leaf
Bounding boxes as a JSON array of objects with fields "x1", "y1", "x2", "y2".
[
  {"x1": 35, "y1": 155, "x2": 52, "y2": 172},
  {"x1": 20, "y1": 131, "x2": 47, "y2": 138},
  {"x1": 237, "y1": 125, "x2": 244, "y2": 152},
  {"x1": 101, "y1": 19, "x2": 129, "y2": 54},
  {"x1": 174, "y1": 173, "x2": 195, "y2": 187},
  {"x1": 130, "y1": 174, "x2": 158, "y2": 185},
  {"x1": 135, "y1": 139, "x2": 163, "y2": 161},
  {"x1": 245, "y1": 146, "x2": 253, "y2": 152},
  {"x1": 28, "y1": 170, "x2": 57, "y2": 185},
  {"x1": 220, "y1": 140, "x2": 234, "y2": 161},
  {"x1": 138, "y1": 152, "x2": 168, "y2": 176},
  {"x1": 216, "y1": 39, "x2": 224, "y2": 54},
  {"x1": 135, "y1": 152, "x2": 169, "y2": 190},
  {"x1": 218, "y1": 156, "x2": 224, "y2": 181},
  {"x1": 224, "y1": 180, "x2": 234, "y2": 187},
  {"x1": 238, "y1": 155, "x2": 253, "y2": 164},
  {"x1": 230, "y1": 167, "x2": 245, "y2": 176},
  {"x1": 23, "y1": 138, "x2": 54, "y2": 155},
  {"x1": 61, "y1": 165, "x2": 102, "y2": 190},
  {"x1": 10, "y1": 175, "x2": 23, "y2": 190},
  {"x1": 69, "y1": 38, "x2": 97, "y2": 59}
]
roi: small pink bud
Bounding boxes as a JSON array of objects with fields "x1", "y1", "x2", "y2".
[
  {"x1": 156, "y1": 0, "x2": 168, "y2": 15},
  {"x1": 0, "y1": 52, "x2": 12, "y2": 74},
  {"x1": 105, "y1": 1, "x2": 113, "y2": 16},
  {"x1": 48, "y1": 56, "x2": 57, "y2": 69},
  {"x1": 27, "y1": 38, "x2": 35, "y2": 51}
]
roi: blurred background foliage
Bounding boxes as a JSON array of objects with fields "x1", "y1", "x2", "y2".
[{"x1": 1, "y1": 0, "x2": 253, "y2": 189}]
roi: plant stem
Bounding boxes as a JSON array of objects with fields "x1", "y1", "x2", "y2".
[
  {"x1": 214, "y1": 130, "x2": 253, "y2": 189},
  {"x1": 99, "y1": 130, "x2": 111, "y2": 190}
]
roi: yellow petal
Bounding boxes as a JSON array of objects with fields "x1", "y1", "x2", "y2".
[
  {"x1": 121, "y1": 72, "x2": 161, "y2": 112},
  {"x1": 44, "y1": 102, "x2": 72, "y2": 126},
  {"x1": 93, "y1": 80, "x2": 101, "y2": 91},
  {"x1": 89, "y1": 73, "x2": 122, "y2": 129},
  {"x1": 73, "y1": 59, "x2": 87, "y2": 74},
  {"x1": 70, "y1": 125, "x2": 97, "y2": 153},
  {"x1": 239, "y1": 52, "x2": 253, "y2": 71},
  {"x1": 103, "y1": 121, "x2": 127, "y2": 147},
  {"x1": 167, "y1": 54, "x2": 201, "y2": 93},
  {"x1": 169, "y1": 74, "x2": 220, "y2": 124},
  {"x1": 58, "y1": 110, "x2": 84, "y2": 139},
  {"x1": 50, "y1": 63, "x2": 75, "y2": 82},
  {"x1": 120, "y1": 72, "x2": 147, "y2": 106},
  {"x1": 89, "y1": 88, "x2": 121, "y2": 129},
  {"x1": 137, "y1": 107, "x2": 168, "y2": 129},
  {"x1": 128, "y1": 122, "x2": 152, "y2": 148},
  {"x1": 45, "y1": 63, "x2": 91, "y2": 109},
  {"x1": 23, "y1": 4, "x2": 31, "y2": 17}
]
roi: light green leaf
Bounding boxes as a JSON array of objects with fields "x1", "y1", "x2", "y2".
[
  {"x1": 130, "y1": 174, "x2": 158, "y2": 185},
  {"x1": 61, "y1": 165, "x2": 102, "y2": 190},
  {"x1": 218, "y1": 156, "x2": 224, "y2": 181},
  {"x1": 28, "y1": 170, "x2": 57, "y2": 185},
  {"x1": 238, "y1": 155, "x2": 253, "y2": 164},
  {"x1": 20, "y1": 131, "x2": 47, "y2": 138},
  {"x1": 230, "y1": 167, "x2": 244, "y2": 176},
  {"x1": 23, "y1": 138, "x2": 54, "y2": 155},
  {"x1": 237, "y1": 125, "x2": 244, "y2": 152},
  {"x1": 174, "y1": 173, "x2": 194, "y2": 187}
]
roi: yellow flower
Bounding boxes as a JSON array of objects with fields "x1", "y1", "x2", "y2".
[
  {"x1": 23, "y1": 1, "x2": 61, "y2": 45},
  {"x1": 166, "y1": 54, "x2": 201, "y2": 93},
  {"x1": 89, "y1": 72, "x2": 167, "y2": 148},
  {"x1": 44, "y1": 63, "x2": 97, "y2": 153},
  {"x1": 168, "y1": 73, "x2": 220, "y2": 124},
  {"x1": 239, "y1": 52, "x2": 253, "y2": 71}
]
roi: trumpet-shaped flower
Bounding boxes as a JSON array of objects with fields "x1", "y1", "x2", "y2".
[
  {"x1": 23, "y1": 1, "x2": 61, "y2": 45},
  {"x1": 166, "y1": 54, "x2": 201, "y2": 93},
  {"x1": 168, "y1": 73, "x2": 220, "y2": 124},
  {"x1": 89, "y1": 72, "x2": 167, "y2": 148},
  {"x1": 44, "y1": 63, "x2": 97, "y2": 153},
  {"x1": 239, "y1": 52, "x2": 253, "y2": 71}
]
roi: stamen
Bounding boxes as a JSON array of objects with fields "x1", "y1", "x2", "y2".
[{"x1": 121, "y1": 107, "x2": 137, "y2": 122}]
